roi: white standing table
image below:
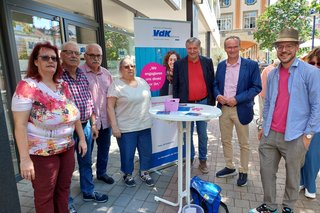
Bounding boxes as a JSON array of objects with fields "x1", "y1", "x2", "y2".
[{"x1": 149, "y1": 103, "x2": 222, "y2": 212}]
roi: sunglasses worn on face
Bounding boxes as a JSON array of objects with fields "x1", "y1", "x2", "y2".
[
  {"x1": 309, "y1": 61, "x2": 320, "y2": 66},
  {"x1": 62, "y1": 50, "x2": 81, "y2": 56},
  {"x1": 38, "y1": 55, "x2": 57, "y2": 62},
  {"x1": 123, "y1": 65, "x2": 136, "y2": 69}
]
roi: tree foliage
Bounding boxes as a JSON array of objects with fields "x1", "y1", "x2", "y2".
[
  {"x1": 104, "y1": 30, "x2": 130, "y2": 61},
  {"x1": 254, "y1": 0, "x2": 313, "y2": 50}
]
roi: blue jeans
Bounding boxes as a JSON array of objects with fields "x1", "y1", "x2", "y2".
[
  {"x1": 300, "y1": 133, "x2": 320, "y2": 193},
  {"x1": 96, "y1": 127, "x2": 111, "y2": 177},
  {"x1": 73, "y1": 121, "x2": 94, "y2": 195},
  {"x1": 183, "y1": 99, "x2": 209, "y2": 161},
  {"x1": 116, "y1": 128, "x2": 152, "y2": 175}
]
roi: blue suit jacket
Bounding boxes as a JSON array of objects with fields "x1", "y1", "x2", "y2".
[
  {"x1": 213, "y1": 58, "x2": 262, "y2": 125},
  {"x1": 172, "y1": 55, "x2": 215, "y2": 106}
]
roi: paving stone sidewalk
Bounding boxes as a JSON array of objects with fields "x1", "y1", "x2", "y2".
[{"x1": 18, "y1": 117, "x2": 320, "y2": 213}]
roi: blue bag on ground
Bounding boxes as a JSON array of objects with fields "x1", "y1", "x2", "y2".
[{"x1": 190, "y1": 176, "x2": 229, "y2": 213}]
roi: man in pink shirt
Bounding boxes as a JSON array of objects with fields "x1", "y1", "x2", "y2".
[
  {"x1": 214, "y1": 36, "x2": 261, "y2": 187},
  {"x1": 81, "y1": 43, "x2": 114, "y2": 185}
]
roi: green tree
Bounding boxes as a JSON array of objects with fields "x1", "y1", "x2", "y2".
[
  {"x1": 105, "y1": 30, "x2": 130, "y2": 61},
  {"x1": 254, "y1": 0, "x2": 313, "y2": 50}
]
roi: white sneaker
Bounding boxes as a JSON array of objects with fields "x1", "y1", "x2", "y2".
[
  {"x1": 305, "y1": 188, "x2": 316, "y2": 199},
  {"x1": 299, "y1": 185, "x2": 305, "y2": 192}
]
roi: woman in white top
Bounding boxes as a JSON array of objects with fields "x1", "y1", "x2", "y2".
[{"x1": 107, "y1": 57, "x2": 154, "y2": 187}]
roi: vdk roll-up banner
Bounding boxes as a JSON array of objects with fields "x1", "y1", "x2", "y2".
[{"x1": 134, "y1": 17, "x2": 190, "y2": 169}]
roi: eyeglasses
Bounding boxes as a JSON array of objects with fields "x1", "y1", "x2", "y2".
[
  {"x1": 275, "y1": 44, "x2": 296, "y2": 51},
  {"x1": 123, "y1": 64, "x2": 136, "y2": 69},
  {"x1": 38, "y1": 55, "x2": 57, "y2": 62},
  {"x1": 86, "y1": 54, "x2": 102, "y2": 59},
  {"x1": 309, "y1": 61, "x2": 320, "y2": 66},
  {"x1": 62, "y1": 50, "x2": 81, "y2": 56}
]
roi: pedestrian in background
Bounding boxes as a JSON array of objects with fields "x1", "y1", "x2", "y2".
[
  {"x1": 251, "y1": 28, "x2": 320, "y2": 213},
  {"x1": 173, "y1": 37, "x2": 215, "y2": 174},
  {"x1": 61, "y1": 41, "x2": 108, "y2": 212},
  {"x1": 257, "y1": 59, "x2": 280, "y2": 128},
  {"x1": 214, "y1": 36, "x2": 261, "y2": 186},
  {"x1": 12, "y1": 41, "x2": 86, "y2": 213},
  {"x1": 160, "y1": 50, "x2": 180, "y2": 96},
  {"x1": 300, "y1": 47, "x2": 320, "y2": 199},
  {"x1": 81, "y1": 43, "x2": 114, "y2": 185},
  {"x1": 107, "y1": 56, "x2": 154, "y2": 187}
]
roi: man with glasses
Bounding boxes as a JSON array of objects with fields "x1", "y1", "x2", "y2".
[
  {"x1": 60, "y1": 41, "x2": 108, "y2": 213},
  {"x1": 214, "y1": 36, "x2": 261, "y2": 187},
  {"x1": 250, "y1": 28, "x2": 320, "y2": 213},
  {"x1": 80, "y1": 44, "x2": 114, "y2": 185}
]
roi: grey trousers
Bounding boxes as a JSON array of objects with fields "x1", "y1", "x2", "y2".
[{"x1": 259, "y1": 130, "x2": 307, "y2": 210}]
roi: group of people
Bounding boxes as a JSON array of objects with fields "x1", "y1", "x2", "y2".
[
  {"x1": 12, "y1": 41, "x2": 154, "y2": 213},
  {"x1": 11, "y1": 27, "x2": 320, "y2": 213}
]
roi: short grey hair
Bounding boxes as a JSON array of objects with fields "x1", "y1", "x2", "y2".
[
  {"x1": 224, "y1": 36, "x2": 241, "y2": 48},
  {"x1": 185, "y1": 37, "x2": 201, "y2": 47},
  {"x1": 61, "y1": 41, "x2": 79, "y2": 51}
]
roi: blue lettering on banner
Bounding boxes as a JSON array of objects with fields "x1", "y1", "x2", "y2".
[{"x1": 153, "y1": 30, "x2": 171, "y2": 37}]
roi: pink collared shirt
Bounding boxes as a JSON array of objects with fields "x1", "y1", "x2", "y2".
[
  {"x1": 81, "y1": 63, "x2": 112, "y2": 130},
  {"x1": 224, "y1": 57, "x2": 241, "y2": 98}
]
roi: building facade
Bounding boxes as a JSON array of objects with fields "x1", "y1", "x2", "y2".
[
  {"x1": 0, "y1": 0, "x2": 220, "y2": 210},
  {"x1": 217, "y1": 0, "x2": 268, "y2": 61}
]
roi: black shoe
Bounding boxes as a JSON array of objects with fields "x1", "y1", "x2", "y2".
[
  {"x1": 140, "y1": 171, "x2": 155, "y2": 187},
  {"x1": 97, "y1": 175, "x2": 114, "y2": 184},
  {"x1": 282, "y1": 207, "x2": 293, "y2": 213},
  {"x1": 123, "y1": 174, "x2": 136, "y2": 187},
  {"x1": 237, "y1": 172, "x2": 248, "y2": 186},
  {"x1": 216, "y1": 167, "x2": 237, "y2": 178},
  {"x1": 249, "y1": 203, "x2": 278, "y2": 213},
  {"x1": 83, "y1": 191, "x2": 108, "y2": 203}
]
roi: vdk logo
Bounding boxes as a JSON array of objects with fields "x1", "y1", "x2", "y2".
[{"x1": 153, "y1": 30, "x2": 171, "y2": 37}]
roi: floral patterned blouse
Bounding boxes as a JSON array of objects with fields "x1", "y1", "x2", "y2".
[{"x1": 11, "y1": 78, "x2": 80, "y2": 156}]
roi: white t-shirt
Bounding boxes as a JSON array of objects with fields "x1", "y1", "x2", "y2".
[{"x1": 108, "y1": 77, "x2": 152, "y2": 133}]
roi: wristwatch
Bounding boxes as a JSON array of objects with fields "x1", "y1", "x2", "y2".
[{"x1": 306, "y1": 134, "x2": 313, "y2": 139}]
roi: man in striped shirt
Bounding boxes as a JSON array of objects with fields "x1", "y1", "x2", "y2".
[{"x1": 61, "y1": 41, "x2": 108, "y2": 213}]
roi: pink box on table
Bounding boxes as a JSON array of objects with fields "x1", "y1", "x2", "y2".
[{"x1": 164, "y1": 98, "x2": 180, "y2": 112}]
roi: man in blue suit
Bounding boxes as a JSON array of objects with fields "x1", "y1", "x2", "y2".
[
  {"x1": 173, "y1": 37, "x2": 215, "y2": 174},
  {"x1": 213, "y1": 36, "x2": 261, "y2": 186}
]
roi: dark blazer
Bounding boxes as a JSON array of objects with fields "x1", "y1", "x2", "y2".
[
  {"x1": 213, "y1": 57, "x2": 262, "y2": 125},
  {"x1": 172, "y1": 55, "x2": 215, "y2": 106},
  {"x1": 160, "y1": 77, "x2": 170, "y2": 96}
]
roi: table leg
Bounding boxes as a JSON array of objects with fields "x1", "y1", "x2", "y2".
[{"x1": 154, "y1": 121, "x2": 192, "y2": 213}]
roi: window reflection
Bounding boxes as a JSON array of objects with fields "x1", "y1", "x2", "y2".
[
  {"x1": 0, "y1": 41, "x2": 19, "y2": 175},
  {"x1": 67, "y1": 24, "x2": 97, "y2": 65},
  {"x1": 104, "y1": 25, "x2": 135, "y2": 76},
  {"x1": 12, "y1": 11, "x2": 61, "y2": 77}
]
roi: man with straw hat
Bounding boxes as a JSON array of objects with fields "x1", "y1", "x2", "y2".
[{"x1": 250, "y1": 28, "x2": 320, "y2": 213}]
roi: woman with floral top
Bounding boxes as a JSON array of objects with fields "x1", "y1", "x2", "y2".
[{"x1": 11, "y1": 41, "x2": 87, "y2": 213}]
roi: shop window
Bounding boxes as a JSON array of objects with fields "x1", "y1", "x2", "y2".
[
  {"x1": 243, "y1": 11, "x2": 257, "y2": 29},
  {"x1": 217, "y1": 14, "x2": 232, "y2": 31},
  {"x1": 219, "y1": 0, "x2": 230, "y2": 7},
  {"x1": 104, "y1": 25, "x2": 134, "y2": 77},
  {"x1": 245, "y1": 0, "x2": 257, "y2": 5},
  {"x1": 0, "y1": 37, "x2": 19, "y2": 176},
  {"x1": 11, "y1": 11, "x2": 61, "y2": 77}
]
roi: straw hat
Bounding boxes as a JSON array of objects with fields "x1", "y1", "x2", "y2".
[{"x1": 274, "y1": 28, "x2": 302, "y2": 44}]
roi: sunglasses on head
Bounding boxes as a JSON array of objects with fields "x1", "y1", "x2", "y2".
[
  {"x1": 123, "y1": 64, "x2": 136, "y2": 69},
  {"x1": 309, "y1": 61, "x2": 320, "y2": 66},
  {"x1": 38, "y1": 55, "x2": 57, "y2": 62}
]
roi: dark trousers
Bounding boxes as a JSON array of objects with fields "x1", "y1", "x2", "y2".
[{"x1": 31, "y1": 147, "x2": 75, "y2": 213}]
